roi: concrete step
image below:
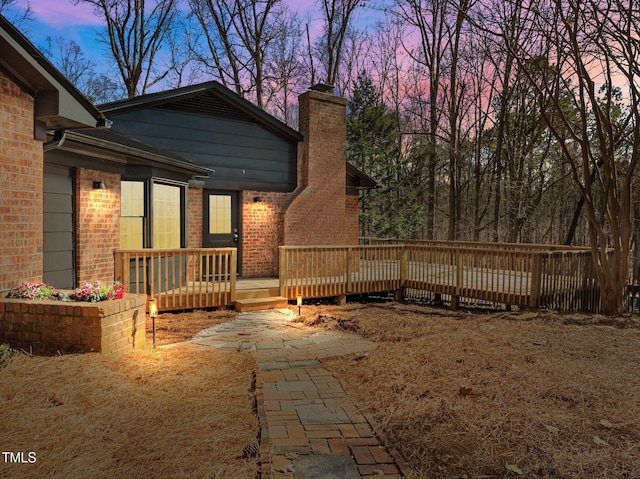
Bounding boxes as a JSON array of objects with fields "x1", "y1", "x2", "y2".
[{"x1": 234, "y1": 296, "x2": 289, "y2": 312}]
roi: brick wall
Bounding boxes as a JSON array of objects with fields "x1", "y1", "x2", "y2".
[
  {"x1": 187, "y1": 187, "x2": 203, "y2": 248},
  {"x1": 242, "y1": 191, "x2": 288, "y2": 277},
  {"x1": 0, "y1": 72, "x2": 44, "y2": 291},
  {"x1": 283, "y1": 90, "x2": 350, "y2": 246},
  {"x1": 344, "y1": 195, "x2": 359, "y2": 245},
  {"x1": 75, "y1": 169, "x2": 121, "y2": 283},
  {"x1": 0, "y1": 294, "x2": 146, "y2": 354}
]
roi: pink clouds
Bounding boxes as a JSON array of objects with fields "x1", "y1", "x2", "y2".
[{"x1": 21, "y1": 0, "x2": 101, "y2": 27}]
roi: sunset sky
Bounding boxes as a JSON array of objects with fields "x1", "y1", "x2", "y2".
[{"x1": 4, "y1": 0, "x2": 382, "y2": 80}]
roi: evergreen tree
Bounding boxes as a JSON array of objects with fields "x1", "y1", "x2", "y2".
[{"x1": 347, "y1": 72, "x2": 424, "y2": 237}]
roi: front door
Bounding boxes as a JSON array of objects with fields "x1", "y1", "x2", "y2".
[{"x1": 203, "y1": 190, "x2": 241, "y2": 275}]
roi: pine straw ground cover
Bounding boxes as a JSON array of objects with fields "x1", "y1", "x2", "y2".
[
  {"x1": 2, "y1": 304, "x2": 640, "y2": 479},
  {"x1": 0, "y1": 309, "x2": 258, "y2": 479},
  {"x1": 302, "y1": 302, "x2": 640, "y2": 479}
]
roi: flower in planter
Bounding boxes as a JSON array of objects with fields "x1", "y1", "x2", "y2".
[
  {"x1": 70, "y1": 281, "x2": 124, "y2": 302},
  {"x1": 6, "y1": 281, "x2": 124, "y2": 302},
  {"x1": 6, "y1": 282, "x2": 57, "y2": 300}
]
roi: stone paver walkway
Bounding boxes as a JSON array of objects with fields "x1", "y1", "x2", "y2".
[{"x1": 169, "y1": 309, "x2": 407, "y2": 479}]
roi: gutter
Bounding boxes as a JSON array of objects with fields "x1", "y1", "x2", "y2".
[{"x1": 43, "y1": 129, "x2": 66, "y2": 152}]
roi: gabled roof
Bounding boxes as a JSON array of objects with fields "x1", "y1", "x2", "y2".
[
  {"x1": 99, "y1": 81, "x2": 303, "y2": 143},
  {"x1": 0, "y1": 14, "x2": 105, "y2": 130}
]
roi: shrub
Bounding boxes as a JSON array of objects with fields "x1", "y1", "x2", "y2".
[
  {"x1": 6, "y1": 282, "x2": 56, "y2": 300},
  {"x1": 0, "y1": 343, "x2": 17, "y2": 369}
]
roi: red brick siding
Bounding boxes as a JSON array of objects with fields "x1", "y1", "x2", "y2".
[
  {"x1": 75, "y1": 169, "x2": 121, "y2": 283},
  {"x1": 344, "y1": 195, "x2": 360, "y2": 245},
  {"x1": 242, "y1": 191, "x2": 288, "y2": 277},
  {"x1": 0, "y1": 72, "x2": 44, "y2": 291},
  {"x1": 284, "y1": 90, "x2": 350, "y2": 246},
  {"x1": 187, "y1": 187, "x2": 203, "y2": 248}
]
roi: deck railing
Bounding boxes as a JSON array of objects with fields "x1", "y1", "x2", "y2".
[
  {"x1": 114, "y1": 248, "x2": 236, "y2": 312},
  {"x1": 280, "y1": 244, "x2": 603, "y2": 312}
]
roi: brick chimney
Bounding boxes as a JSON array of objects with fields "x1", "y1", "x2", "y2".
[{"x1": 282, "y1": 87, "x2": 349, "y2": 245}]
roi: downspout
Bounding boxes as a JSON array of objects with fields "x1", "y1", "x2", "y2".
[{"x1": 43, "y1": 129, "x2": 66, "y2": 152}]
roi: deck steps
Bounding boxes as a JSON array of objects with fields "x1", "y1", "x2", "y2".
[{"x1": 234, "y1": 296, "x2": 289, "y2": 312}]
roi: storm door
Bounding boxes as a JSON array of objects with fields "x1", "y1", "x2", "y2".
[{"x1": 203, "y1": 190, "x2": 241, "y2": 276}]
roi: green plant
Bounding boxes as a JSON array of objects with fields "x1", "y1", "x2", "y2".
[
  {"x1": 6, "y1": 282, "x2": 57, "y2": 300},
  {"x1": 0, "y1": 343, "x2": 17, "y2": 369}
]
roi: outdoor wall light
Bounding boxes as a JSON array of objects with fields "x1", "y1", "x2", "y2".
[
  {"x1": 148, "y1": 298, "x2": 158, "y2": 348},
  {"x1": 253, "y1": 196, "x2": 262, "y2": 203},
  {"x1": 297, "y1": 294, "x2": 303, "y2": 316},
  {"x1": 93, "y1": 181, "x2": 106, "y2": 190}
]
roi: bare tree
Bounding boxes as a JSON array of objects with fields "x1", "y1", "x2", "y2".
[
  {"x1": 0, "y1": 0, "x2": 33, "y2": 27},
  {"x1": 391, "y1": 0, "x2": 448, "y2": 239},
  {"x1": 314, "y1": 0, "x2": 364, "y2": 88},
  {"x1": 76, "y1": 0, "x2": 176, "y2": 98},
  {"x1": 506, "y1": 0, "x2": 640, "y2": 313},
  {"x1": 264, "y1": 12, "x2": 306, "y2": 125},
  {"x1": 40, "y1": 36, "x2": 124, "y2": 103},
  {"x1": 189, "y1": 0, "x2": 297, "y2": 109}
]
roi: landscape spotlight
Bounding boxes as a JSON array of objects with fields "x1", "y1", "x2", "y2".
[{"x1": 149, "y1": 298, "x2": 158, "y2": 348}]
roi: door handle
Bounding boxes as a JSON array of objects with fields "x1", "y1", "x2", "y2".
[{"x1": 233, "y1": 233, "x2": 239, "y2": 242}]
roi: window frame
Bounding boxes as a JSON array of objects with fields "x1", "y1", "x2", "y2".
[{"x1": 120, "y1": 177, "x2": 187, "y2": 249}]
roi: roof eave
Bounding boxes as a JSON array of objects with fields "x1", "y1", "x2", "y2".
[
  {"x1": 63, "y1": 130, "x2": 214, "y2": 177},
  {"x1": 0, "y1": 14, "x2": 105, "y2": 130}
]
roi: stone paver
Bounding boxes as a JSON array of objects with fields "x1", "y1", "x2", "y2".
[{"x1": 164, "y1": 308, "x2": 408, "y2": 478}]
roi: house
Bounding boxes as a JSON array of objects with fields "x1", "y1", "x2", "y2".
[
  {"x1": 0, "y1": 14, "x2": 211, "y2": 292},
  {"x1": 0, "y1": 13, "x2": 375, "y2": 295},
  {"x1": 100, "y1": 82, "x2": 376, "y2": 278}
]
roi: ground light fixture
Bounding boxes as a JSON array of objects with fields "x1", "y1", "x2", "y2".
[
  {"x1": 297, "y1": 294, "x2": 303, "y2": 316},
  {"x1": 148, "y1": 298, "x2": 158, "y2": 348}
]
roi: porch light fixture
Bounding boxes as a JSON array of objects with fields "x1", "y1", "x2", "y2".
[
  {"x1": 253, "y1": 196, "x2": 262, "y2": 203},
  {"x1": 149, "y1": 298, "x2": 158, "y2": 348},
  {"x1": 93, "y1": 181, "x2": 106, "y2": 190},
  {"x1": 297, "y1": 294, "x2": 303, "y2": 316}
]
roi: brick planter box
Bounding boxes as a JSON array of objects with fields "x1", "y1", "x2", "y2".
[{"x1": 0, "y1": 294, "x2": 147, "y2": 354}]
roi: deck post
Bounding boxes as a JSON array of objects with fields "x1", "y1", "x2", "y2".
[
  {"x1": 451, "y1": 251, "x2": 463, "y2": 310},
  {"x1": 395, "y1": 246, "x2": 408, "y2": 302},
  {"x1": 529, "y1": 253, "x2": 543, "y2": 308},
  {"x1": 346, "y1": 247, "x2": 353, "y2": 294},
  {"x1": 230, "y1": 248, "x2": 238, "y2": 302},
  {"x1": 279, "y1": 247, "x2": 286, "y2": 298}
]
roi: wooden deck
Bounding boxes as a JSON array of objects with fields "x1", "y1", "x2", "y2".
[{"x1": 115, "y1": 243, "x2": 604, "y2": 313}]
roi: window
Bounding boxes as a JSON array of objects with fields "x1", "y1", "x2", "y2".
[
  {"x1": 119, "y1": 179, "x2": 185, "y2": 249},
  {"x1": 153, "y1": 183, "x2": 182, "y2": 248},
  {"x1": 209, "y1": 194, "x2": 232, "y2": 234},
  {"x1": 120, "y1": 181, "x2": 145, "y2": 249}
]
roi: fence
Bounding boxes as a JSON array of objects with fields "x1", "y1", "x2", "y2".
[
  {"x1": 114, "y1": 248, "x2": 236, "y2": 312},
  {"x1": 280, "y1": 244, "x2": 603, "y2": 312}
]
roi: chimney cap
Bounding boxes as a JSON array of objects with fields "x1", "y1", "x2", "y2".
[{"x1": 310, "y1": 83, "x2": 334, "y2": 94}]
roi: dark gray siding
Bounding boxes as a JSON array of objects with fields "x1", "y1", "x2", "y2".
[
  {"x1": 108, "y1": 108, "x2": 298, "y2": 192},
  {"x1": 43, "y1": 165, "x2": 74, "y2": 288}
]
